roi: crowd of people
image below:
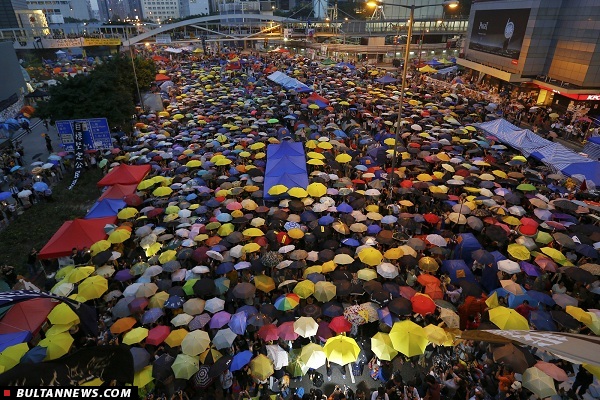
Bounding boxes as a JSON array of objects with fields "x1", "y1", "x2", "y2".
[{"x1": 10, "y1": 47, "x2": 600, "y2": 400}]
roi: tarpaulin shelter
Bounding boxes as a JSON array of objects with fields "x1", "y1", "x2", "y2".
[
  {"x1": 418, "y1": 65, "x2": 438, "y2": 73},
  {"x1": 85, "y1": 198, "x2": 126, "y2": 219},
  {"x1": 97, "y1": 164, "x2": 151, "y2": 187},
  {"x1": 436, "y1": 66, "x2": 458, "y2": 75},
  {"x1": 441, "y1": 259, "x2": 477, "y2": 284},
  {"x1": 267, "y1": 71, "x2": 312, "y2": 93},
  {"x1": 453, "y1": 233, "x2": 482, "y2": 266},
  {"x1": 302, "y1": 92, "x2": 330, "y2": 107},
  {"x1": 38, "y1": 216, "x2": 117, "y2": 259},
  {"x1": 264, "y1": 141, "x2": 309, "y2": 200},
  {"x1": 0, "y1": 298, "x2": 57, "y2": 336},
  {"x1": 99, "y1": 183, "x2": 138, "y2": 200},
  {"x1": 583, "y1": 136, "x2": 600, "y2": 160},
  {"x1": 155, "y1": 73, "x2": 171, "y2": 82},
  {"x1": 477, "y1": 119, "x2": 600, "y2": 187}
]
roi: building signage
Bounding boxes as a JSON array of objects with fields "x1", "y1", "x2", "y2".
[
  {"x1": 468, "y1": 8, "x2": 531, "y2": 59},
  {"x1": 41, "y1": 38, "x2": 83, "y2": 48},
  {"x1": 586, "y1": 95, "x2": 600, "y2": 101},
  {"x1": 155, "y1": 34, "x2": 172, "y2": 44},
  {"x1": 68, "y1": 121, "x2": 85, "y2": 190},
  {"x1": 56, "y1": 118, "x2": 113, "y2": 152},
  {"x1": 83, "y1": 38, "x2": 122, "y2": 46}
]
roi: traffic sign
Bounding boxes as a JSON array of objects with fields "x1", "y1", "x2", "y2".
[{"x1": 56, "y1": 118, "x2": 113, "y2": 151}]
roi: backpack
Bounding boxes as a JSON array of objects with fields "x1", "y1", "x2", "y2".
[{"x1": 312, "y1": 371, "x2": 324, "y2": 388}]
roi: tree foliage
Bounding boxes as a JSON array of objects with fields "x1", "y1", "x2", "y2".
[{"x1": 36, "y1": 55, "x2": 155, "y2": 129}]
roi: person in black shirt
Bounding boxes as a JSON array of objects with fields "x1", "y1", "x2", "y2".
[{"x1": 27, "y1": 247, "x2": 38, "y2": 277}]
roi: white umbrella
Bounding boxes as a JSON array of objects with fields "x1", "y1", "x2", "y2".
[
  {"x1": 425, "y1": 234, "x2": 447, "y2": 247},
  {"x1": 18, "y1": 190, "x2": 32, "y2": 198},
  {"x1": 497, "y1": 260, "x2": 521, "y2": 275},
  {"x1": 204, "y1": 297, "x2": 225, "y2": 313},
  {"x1": 266, "y1": 344, "x2": 289, "y2": 370},
  {"x1": 212, "y1": 328, "x2": 237, "y2": 350},
  {"x1": 377, "y1": 262, "x2": 398, "y2": 279}
]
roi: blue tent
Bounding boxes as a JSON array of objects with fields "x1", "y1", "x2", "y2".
[
  {"x1": 452, "y1": 233, "x2": 482, "y2": 265},
  {"x1": 264, "y1": 141, "x2": 309, "y2": 200},
  {"x1": 375, "y1": 75, "x2": 398, "y2": 84},
  {"x1": 335, "y1": 62, "x2": 356, "y2": 70},
  {"x1": 0, "y1": 331, "x2": 32, "y2": 352},
  {"x1": 267, "y1": 71, "x2": 312, "y2": 93},
  {"x1": 441, "y1": 259, "x2": 476, "y2": 284},
  {"x1": 84, "y1": 198, "x2": 126, "y2": 219}
]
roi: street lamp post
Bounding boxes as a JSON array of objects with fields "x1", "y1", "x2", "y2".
[{"x1": 367, "y1": 0, "x2": 458, "y2": 201}]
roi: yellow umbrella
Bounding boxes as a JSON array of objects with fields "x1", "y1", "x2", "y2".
[
  {"x1": 335, "y1": 154, "x2": 352, "y2": 163},
  {"x1": 152, "y1": 186, "x2": 173, "y2": 197},
  {"x1": 243, "y1": 242, "x2": 261, "y2": 253},
  {"x1": 39, "y1": 332, "x2": 74, "y2": 360},
  {"x1": 215, "y1": 158, "x2": 232, "y2": 166},
  {"x1": 108, "y1": 228, "x2": 131, "y2": 244},
  {"x1": 123, "y1": 327, "x2": 149, "y2": 345},
  {"x1": 423, "y1": 324, "x2": 448, "y2": 346},
  {"x1": 307, "y1": 151, "x2": 325, "y2": 160},
  {"x1": 288, "y1": 228, "x2": 305, "y2": 240},
  {"x1": 254, "y1": 275, "x2": 275, "y2": 292},
  {"x1": 158, "y1": 250, "x2": 177, "y2": 264},
  {"x1": 318, "y1": 142, "x2": 333, "y2": 150},
  {"x1": 217, "y1": 223, "x2": 235, "y2": 237},
  {"x1": 145, "y1": 242, "x2": 162, "y2": 257},
  {"x1": 358, "y1": 248, "x2": 383, "y2": 266},
  {"x1": 165, "y1": 329, "x2": 188, "y2": 348},
  {"x1": 565, "y1": 306, "x2": 593, "y2": 324},
  {"x1": 250, "y1": 354, "x2": 274, "y2": 380},
  {"x1": 489, "y1": 306, "x2": 529, "y2": 330},
  {"x1": 0, "y1": 343, "x2": 28, "y2": 370},
  {"x1": 324, "y1": 335, "x2": 361, "y2": 365},
  {"x1": 138, "y1": 179, "x2": 156, "y2": 190},
  {"x1": 583, "y1": 363, "x2": 600, "y2": 379},
  {"x1": 522, "y1": 367, "x2": 557, "y2": 399},
  {"x1": 47, "y1": 303, "x2": 80, "y2": 326},
  {"x1": 56, "y1": 265, "x2": 75, "y2": 280},
  {"x1": 541, "y1": 247, "x2": 566, "y2": 262},
  {"x1": 314, "y1": 281, "x2": 336, "y2": 302},
  {"x1": 171, "y1": 354, "x2": 199, "y2": 380},
  {"x1": 384, "y1": 247, "x2": 404, "y2": 260},
  {"x1": 417, "y1": 173, "x2": 432, "y2": 182},
  {"x1": 250, "y1": 142, "x2": 265, "y2": 150},
  {"x1": 357, "y1": 268, "x2": 378, "y2": 281},
  {"x1": 242, "y1": 228, "x2": 264, "y2": 237},
  {"x1": 299, "y1": 343, "x2": 327, "y2": 369},
  {"x1": 134, "y1": 365, "x2": 154, "y2": 388},
  {"x1": 288, "y1": 187, "x2": 309, "y2": 198},
  {"x1": 307, "y1": 182, "x2": 327, "y2": 197},
  {"x1": 78, "y1": 275, "x2": 108, "y2": 300},
  {"x1": 307, "y1": 159, "x2": 324, "y2": 166},
  {"x1": 199, "y1": 347, "x2": 222, "y2": 364},
  {"x1": 294, "y1": 317, "x2": 319, "y2": 338},
  {"x1": 389, "y1": 320, "x2": 428, "y2": 357},
  {"x1": 90, "y1": 239, "x2": 111, "y2": 256},
  {"x1": 371, "y1": 332, "x2": 398, "y2": 361},
  {"x1": 507, "y1": 244, "x2": 531, "y2": 261},
  {"x1": 181, "y1": 330, "x2": 211, "y2": 356},
  {"x1": 485, "y1": 291, "x2": 499, "y2": 309},
  {"x1": 583, "y1": 312, "x2": 600, "y2": 335},
  {"x1": 293, "y1": 280, "x2": 315, "y2": 299},
  {"x1": 268, "y1": 184, "x2": 288, "y2": 196},
  {"x1": 185, "y1": 160, "x2": 202, "y2": 168},
  {"x1": 66, "y1": 266, "x2": 95, "y2": 283},
  {"x1": 117, "y1": 207, "x2": 139, "y2": 219}
]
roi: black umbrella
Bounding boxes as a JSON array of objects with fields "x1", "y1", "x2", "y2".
[
  {"x1": 168, "y1": 286, "x2": 186, "y2": 297},
  {"x1": 388, "y1": 297, "x2": 412, "y2": 315},
  {"x1": 208, "y1": 355, "x2": 233, "y2": 378},
  {"x1": 399, "y1": 255, "x2": 418, "y2": 269},
  {"x1": 192, "y1": 365, "x2": 214, "y2": 389},
  {"x1": 92, "y1": 250, "x2": 113, "y2": 266},
  {"x1": 152, "y1": 353, "x2": 175, "y2": 381},
  {"x1": 318, "y1": 249, "x2": 335, "y2": 262},
  {"x1": 330, "y1": 270, "x2": 353, "y2": 281},
  {"x1": 333, "y1": 280, "x2": 352, "y2": 296},
  {"x1": 550, "y1": 310, "x2": 580, "y2": 330},
  {"x1": 371, "y1": 290, "x2": 391, "y2": 305},
  {"x1": 193, "y1": 278, "x2": 217, "y2": 297},
  {"x1": 301, "y1": 304, "x2": 322, "y2": 318},
  {"x1": 492, "y1": 343, "x2": 536, "y2": 374},
  {"x1": 472, "y1": 249, "x2": 495, "y2": 265},
  {"x1": 458, "y1": 279, "x2": 483, "y2": 297},
  {"x1": 322, "y1": 301, "x2": 344, "y2": 317},
  {"x1": 163, "y1": 260, "x2": 182, "y2": 273},
  {"x1": 561, "y1": 266, "x2": 596, "y2": 284},
  {"x1": 232, "y1": 282, "x2": 256, "y2": 299},
  {"x1": 363, "y1": 280, "x2": 383, "y2": 294},
  {"x1": 485, "y1": 225, "x2": 508, "y2": 242}
]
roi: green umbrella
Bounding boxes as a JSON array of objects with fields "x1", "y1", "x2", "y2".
[
  {"x1": 182, "y1": 279, "x2": 199, "y2": 296},
  {"x1": 516, "y1": 183, "x2": 536, "y2": 192},
  {"x1": 98, "y1": 159, "x2": 108, "y2": 168},
  {"x1": 267, "y1": 118, "x2": 279, "y2": 124}
]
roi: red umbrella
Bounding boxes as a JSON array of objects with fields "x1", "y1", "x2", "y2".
[
  {"x1": 417, "y1": 274, "x2": 441, "y2": 287},
  {"x1": 276, "y1": 232, "x2": 292, "y2": 245},
  {"x1": 329, "y1": 316, "x2": 352, "y2": 334},
  {"x1": 257, "y1": 324, "x2": 279, "y2": 341},
  {"x1": 410, "y1": 293, "x2": 436, "y2": 316},
  {"x1": 124, "y1": 194, "x2": 143, "y2": 207},
  {"x1": 147, "y1": 208, "x2": 164, "y2": 218},
  {"x1": 425, "y1": 284, "x2": 444, "y2": 300},
  {"x1": 399, "y1": 286, "x2": 417, "y2": 300},
  {"x1": 146, "y1": 325, "x2": 171, "y2": 346},
  {"x1": 277, "y1": 321, "x2": 299, "y2": 341},
  {"x1": 520, "y1": 217, "x2": 539, "y2": 228},
  {"x1": 518, "y1": 224, "x2": 537, "y2": 236},
  {"x1": 400, "y1": 180, "x2": 413, "y2": 188},
  {"x1": 423, "y1": 213, "x2": 440, "y2": 224}
]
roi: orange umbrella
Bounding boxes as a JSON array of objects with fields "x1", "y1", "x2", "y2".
[
  {"x1": 417, "y1": 274, "x2": 440, "y2": 287},
  {"x1": 110, "y1": 317, "x2": 137, "y2": 334}
]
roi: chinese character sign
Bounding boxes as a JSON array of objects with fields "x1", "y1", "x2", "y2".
[{"x1": 68, "y1": 122, "x2": 86, "y2": 190}]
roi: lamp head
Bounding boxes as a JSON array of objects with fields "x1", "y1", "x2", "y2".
[
  {"x1": 444, "y1": 0, "x2": 459, "y2": 8},
  {"x1": 366, "y1": 1, "x2": 380, "y2": 8}
]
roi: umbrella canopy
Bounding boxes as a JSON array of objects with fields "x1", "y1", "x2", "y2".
[
  {"x1": 522, "y1": 367, "x2": 557, "y2": 398},
  {"x1": 489, "y1": 306, "x2": 530, "y2": 330},
  {"x1": 323, "y1": 335, "x2": 361, "y2": 365},
  {"x1": 389, "y1": 320, "x2": 428, "y2": 357},
  {"x1": 249, "y1": 354, "x2": 274, "y2": 380}
]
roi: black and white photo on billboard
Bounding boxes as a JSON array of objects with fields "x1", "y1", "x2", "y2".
[{"x1": 468, "y1": 8, "x2": 531, "y2": 59}]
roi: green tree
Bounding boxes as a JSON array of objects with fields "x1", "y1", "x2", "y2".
[{"x1": 36, "y1": 55, "x2": 155, "y2": 129}]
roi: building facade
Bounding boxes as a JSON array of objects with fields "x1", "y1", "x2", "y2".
[
  {"x1": 458, "y1": 0, "x2": 600, "y2": 114},
  {"x1": 141, "y1": 0, "x2": 181, "y2": 22},
  {"x1": 26, "y1": 0, "x2": 92, "y2": 23},
  {"x1": 0, "y1": 0, "x2": 27, "y2": 29}
]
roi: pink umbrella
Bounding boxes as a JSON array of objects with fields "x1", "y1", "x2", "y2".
[
  {"x1": 257, "y1": 324, "x2": 279, "y2": 341},
  {"x1": 534, "y1": 361, "x2": 568, "y2": 382},
  {"x1": 534, "y1": 256, "x2": 558, "y2": 272},
  {"x1": 277, "y1": 321, "x2": 299, "y2": 341},
  {"x1": 146, "y1": 325, "x2": 171, "y2": 346},
  {"x1": 226, "y1": 202, "x2": 242, "y2": 211}
]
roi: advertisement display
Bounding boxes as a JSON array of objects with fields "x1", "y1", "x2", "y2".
[{"x1": 468, "y1": 8, "x2": 531, "y2": 59}]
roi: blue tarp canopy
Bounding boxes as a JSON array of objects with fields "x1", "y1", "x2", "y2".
[
  {"x1": 436, "y1": 66, "x2": 458, "y2": 74},
  {"x1": 267, "y1": 71, "x2": 312, "y2": 93},
  {"x1": 84, "y1": 198, "x2": 126, "y2": 219},
  {"x1": 264, "y1": 141, "x2": 309, "y2": 200},
  {"x1": 452, "y1": 233, "x2": 482, "y2": 266},
  {"x1": 335, "y1": 62, "x2": 355, "y2": 69},
  {"x1": 375, "y1": 74, "x2": 398, "y2": 84},
  {"x1": 476, "y1": 119, "x2": 600, "y2": 186},
  {"x1": 441, "y1": 259, "x2": 477, "y2": 284},
  {"x1": 583, "y1": 136, "x2": 600, "y2": 160}
]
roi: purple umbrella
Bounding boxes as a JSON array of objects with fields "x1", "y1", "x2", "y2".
[
  {"x1": 209, "y1": 311, "x2": 231, "y2": 329},
  {"x1": 189, "y1": 313, "x2": 211, "y2": 331},
  {"x1": 236, "y1": 305, "x2": 258, "y2": 317},
  {"x1": 337, "y1": 202, "x2": 353, "y2": 213},
  {"x1": 128, "y1": 297, "x2": 149, "y2": 313},
  {"x1": 142, "y1": 308, "x2": 165, "y2": 325},
  {"x1": 228, "y1": 311, "x2": 247, "y2": 335},
  {"x1": 114, "y1": 269, "x2": 134, "y2": 281},
  {"x1": 316, "y1": 321, "x2": 333, "y2": 342},
  {"x1": 377, "y1": 307, "x2": 398, "y2": 327},
  {"x1": 519, "y1": 261, "x2": 541, "y2": 277}
]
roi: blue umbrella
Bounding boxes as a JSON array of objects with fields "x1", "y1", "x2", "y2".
[
  {"x1": 228, "y1": 311, "x2": 247, "y2": 335},
  {"x1": 216, "y1": 262, "x2": 234, "y2": 275},
  {"x1": 142, "y1": 308, "x2": 164, "y2": 325},
  {"x1": 230, "y1": 350, "x2": 253, "y2": 372},
  {"x1": 367, "y1": 224, "x2": 382, "y2": 235},
  {"x1": 10, "y1": 166, "x2": 21, "y2": 173},
  {"x1": 20, "y1": 346, "x2": 46, "y2": 363},
  {"x1": 381, "y1": 215, "x2": 397, "y2": 224},
  {"x1": 307, "y1": 273, "x2": 326, "y2": 283},
  {"x1": 337, "y1": 203, "x2": 353, "y2": 213},
  {"x1": 341, "y1": 238, "x2": 360, "y2": 247},
  {"x1": 164, "y1": 295, "x2": 184, "y2": 309},
  {"x1": 318, "y1": 215, "x2": 335, "y2": 226},
  {"x1": 530, "y1": 310, "x2": 557, "y2": 331},
  {"x1": 526, "y1": 290, "x2": 555, "y2": 306},
  {"x1": 0, "y1": 192, "x2": 12, "y2": 201},
  {"x1": 237, "y1": 305, "x2": 258, "y2": 317},
  {"x1": 322, "y1": 301, "x2": 344, "y2": 317},
  {"x1": 130, "y1": 347, "x2": 151, "y2": 372}
]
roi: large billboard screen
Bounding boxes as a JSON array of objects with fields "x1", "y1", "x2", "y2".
[{"x1": 468, "y1": 8, "x2": 531, "y2": 59}]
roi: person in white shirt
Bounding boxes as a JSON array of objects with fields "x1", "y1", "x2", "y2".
[
  {"x1": 404, "y1": 382, "x2": 421, "y2": 400},
  {"x1": 552, "y1": 281, "x2": 567, "y2": 294},
  {"x1": 371, "y1": 387, "x2": 389, "y2": 400}
]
